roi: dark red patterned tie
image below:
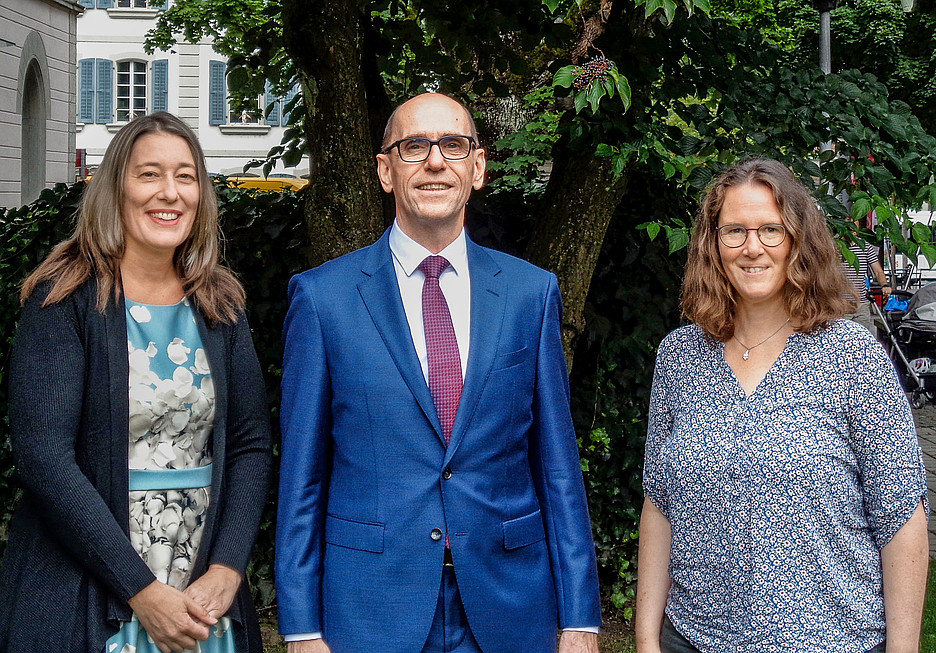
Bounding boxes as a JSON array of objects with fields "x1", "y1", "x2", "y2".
[{"x1": 419, "y1": 255, "x2": 462, "y2": 445}]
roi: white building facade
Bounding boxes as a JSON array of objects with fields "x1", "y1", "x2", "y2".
[
  {"x1": 1, "y1": 0, "x2": 82, "y2": 209},
  {"x1": 76, "y1": 0, "x2": 305, "y2": 177}
]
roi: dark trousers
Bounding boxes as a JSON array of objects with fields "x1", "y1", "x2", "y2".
[
  {"x1": 421, "y1": 566, "x2": 483, "y2": 653},
  {"x1": 661, "y1": 616, "x2": 886, "y2": 653}
]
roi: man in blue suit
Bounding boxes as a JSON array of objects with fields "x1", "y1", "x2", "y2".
[{"x1": 276, "y1": 93, "x2": 601, "y2": 652}]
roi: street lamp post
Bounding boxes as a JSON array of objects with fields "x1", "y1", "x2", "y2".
[
  {"x1": 814, "y1": 0, "x2": 836, "y2": 75},
  {"x1": 812, "y1": 0, "x2": 837, "y2": 152}
]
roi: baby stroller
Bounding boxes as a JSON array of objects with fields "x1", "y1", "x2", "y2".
[{"x1": 872, "y1": 282, "x2": 936, "y2": 408}]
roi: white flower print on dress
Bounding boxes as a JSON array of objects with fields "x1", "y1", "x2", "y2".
[
  {"x1": 129, "y1": 304, "x2": 152, "y2": 323},
  {"x1": 125, "y1": 301, "x2": 215, "y2": 594},
  {"x1": 192, "y1": 348, "x2": 210, "y2": 375},
  {"x1": 167, "y1": 337, "x2": 190, "y2": 365}
]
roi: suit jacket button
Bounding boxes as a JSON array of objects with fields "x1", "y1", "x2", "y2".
[
  {"x1": 430, "y1": 528, "x2": 443, "y2": 541},
  {"x1": 442, "y1": 468, "x2": 453, "y2": 480}
]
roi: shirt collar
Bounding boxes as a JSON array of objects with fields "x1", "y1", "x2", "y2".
[{"x1": 389, "y1": 220, "x2": 468, "y2": 278}]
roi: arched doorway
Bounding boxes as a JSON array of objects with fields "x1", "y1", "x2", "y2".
[{"x1": 21, "y1": 59, "x2": 46, "y2": 204}]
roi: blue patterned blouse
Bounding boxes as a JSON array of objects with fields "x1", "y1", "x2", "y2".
[{"x1": 644, "y1": 319, "x2": 928, "y2": 653}]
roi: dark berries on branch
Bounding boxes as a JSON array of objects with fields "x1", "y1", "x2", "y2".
[{"x1": 573, "y1": 56, "x2": 613, "y2": 90}]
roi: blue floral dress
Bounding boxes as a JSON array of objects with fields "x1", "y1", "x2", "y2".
[{"x1": 106, "y1": 298, "x2": 234, "y2": 653}]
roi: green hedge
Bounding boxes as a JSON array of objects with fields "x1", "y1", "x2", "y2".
[{"x1": 0, "y1": 179, "x2": 682, "y2": 614}]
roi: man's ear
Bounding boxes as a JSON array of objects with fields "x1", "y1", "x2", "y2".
[
  {"x1": 472, "y1": 148, "x2": 487, "y2": 191},
  {"x1": 376, "y1": 153, "x2": 394, "y2": 194}
]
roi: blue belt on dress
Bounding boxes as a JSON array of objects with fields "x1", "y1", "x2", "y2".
[{"x1": 128, "y1": 464, "x2": 213, "y2": 491}]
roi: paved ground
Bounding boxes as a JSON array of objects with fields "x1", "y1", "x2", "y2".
[{"x1": 913, "y1": 404, "x2": 936, "y2": 557}]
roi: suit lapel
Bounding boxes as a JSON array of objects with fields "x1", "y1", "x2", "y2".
[
  {"x1": 445, "y1": 239, "x2": 505, "y2": 461},
  {"x1": 358, "y1": 231, "x2": 445, "y2": 441}
]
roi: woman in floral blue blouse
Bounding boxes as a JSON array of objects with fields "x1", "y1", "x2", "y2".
[{"x1": 635, "y1": 158, "x2": 928, "y2": 653}]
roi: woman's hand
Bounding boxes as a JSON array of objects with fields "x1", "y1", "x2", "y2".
[
  {"x1": 128, "y1": 580, "x2": 216, "y2": 653},
  {"x1": 184, "y1": 563, "x2": 243, "y2": 619}
]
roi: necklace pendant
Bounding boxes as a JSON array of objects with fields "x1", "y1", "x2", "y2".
[{"x1": 742, "y1": 349, "x2": 750, "y2": 361}]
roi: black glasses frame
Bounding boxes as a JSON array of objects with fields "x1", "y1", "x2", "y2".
[
  {"x1": 716, "y1": 223, "x2": 787, "y2": 248},
  {"x1": 382, "y1": 135, "x2": 477, "y2": 162}
]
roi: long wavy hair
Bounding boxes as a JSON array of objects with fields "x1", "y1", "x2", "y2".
[
  {"x1": 21, "y1": 112, "x2": 245, "y2": 324},
  {"x1": 682, "y1": 158, "x2": 855, "y2": 340}
]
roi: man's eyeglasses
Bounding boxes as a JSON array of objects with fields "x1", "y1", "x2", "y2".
[
  {"x1": 716, "y1": 223, "x2": 787, "y2": 248},
  {"x1": 382, "y1": 135, "x2": 476, "y2": 162}
]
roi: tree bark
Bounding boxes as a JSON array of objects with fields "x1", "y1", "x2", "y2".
[
  {"x1": 525, "y1": 145, "x2": 629, "y2": 372},
  {"x1": 282, "y1": 0, "x2": 384, "y2": 267}
]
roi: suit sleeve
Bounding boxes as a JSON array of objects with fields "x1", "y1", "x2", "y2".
[
  {"x1": 207, "y1": 314, "x2": 273, "y2": 575},
  {"x1": 528, "y1": 274, "x2": 602, "y2": 629},
  {"x1": 275, "y1": 273, "x2": 334, "y2": 635},
  {"x1": 8, "y1": 292, "x2": 156, "y2": 602}
]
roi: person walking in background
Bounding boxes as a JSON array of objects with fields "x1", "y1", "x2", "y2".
[
  {"x1": 843, "y1": 235, "x2": 891, "y2": 333},
  {"x1": 0, "y1": 112, "x2": 271, "y2": 653},
  {"x1": 635, "y1": 158, "x2": 928, "y2": 653},
  {"x1": 276, "y1": 92, "x2": 601, "y2": 653}
]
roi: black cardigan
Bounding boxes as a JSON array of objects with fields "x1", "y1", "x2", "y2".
[{"x1": 0, "y1": 279, "x2": 271, "y2": 652}]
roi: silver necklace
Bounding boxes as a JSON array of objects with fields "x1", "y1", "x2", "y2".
[{"x1": 733, "y1": 318, "x2": 790, "y2": 361}]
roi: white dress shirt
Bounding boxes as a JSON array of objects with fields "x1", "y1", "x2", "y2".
[{"x1": 389, "y1": 220, "x2": 471, "y2": 382}]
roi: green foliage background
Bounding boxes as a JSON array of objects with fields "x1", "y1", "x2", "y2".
[{"x1": 0, "y1": 180, "x2": 671, "y2": 610}]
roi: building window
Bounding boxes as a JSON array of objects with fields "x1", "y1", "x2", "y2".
[
  {"x1": 78, "y1": 58, "x2": 168, "y2": 124},
  {"x1": 79, "y1": 0, "x2": 167, "y2": 8},
  {"x1": 116, "y1": 61, "x2": 147, "y2": 122},
  {"x1": 208, "y1": 60, "x2": 297, "y2": 128},
  {"x1": 230, "y1": 98, "x2": 262, "y2": 124}
]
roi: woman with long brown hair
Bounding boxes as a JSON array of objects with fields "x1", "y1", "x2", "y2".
[
  {"x1": 0, "y1": 112, "x2": 270, "y2": 653},
  {"x1": 635, "y1": 158, "x2": 928, "y2": 653}
]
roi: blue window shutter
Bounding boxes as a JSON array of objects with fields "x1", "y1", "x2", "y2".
[
  {"x1": 264, "y1": 82, "x2": 280, "y2": 126},
  {"x1": 283, "y1": 83, "x2": 299, "y2": 124},
  {"x1": 95, "y1": 59, "x2": 113, "y2": 124},
  {"x1": 78, "y1": 59, "x2": 95, "y2": 123},
  {"x1": 151, "y1": 59, "x2": 169, "y2": 113},
  {"x1": 96, "y1": 0, "x2": 113, "y2": 8},
  {"x1": 79, "y1": 0, "x2": 94, "y2": 8},
  {"x1": 208, "y1": 60, "x2": 226, "y2": 125}
]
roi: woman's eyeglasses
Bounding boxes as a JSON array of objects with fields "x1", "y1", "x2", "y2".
[{"x1": 717, "y1": 223, "x2": 787, "y2": 248}]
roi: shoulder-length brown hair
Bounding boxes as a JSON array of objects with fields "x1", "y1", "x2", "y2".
[
  {"x1": 682, "y1": 158, "x2": 854, "y2": 340},
  {"x1": 21, "y1": 111, "x2": 244, "y2": 324}
]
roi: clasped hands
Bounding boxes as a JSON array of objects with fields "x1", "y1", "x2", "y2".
[{"x1": 128, "y1": 563, "x2": 241, "y2": 653}]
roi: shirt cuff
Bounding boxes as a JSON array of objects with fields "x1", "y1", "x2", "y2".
[
  {"x1": 563, "y1": 627, "x2": 600, "y2": 634},
  {"x1": 283, "y1": 632, "x2": 323, "y2": 641}
]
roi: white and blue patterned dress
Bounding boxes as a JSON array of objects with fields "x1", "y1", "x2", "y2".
[
  {"x1": 106, "y1": 298, "x2": 234, "y2": 653},
  {"x1": 644, "y1": 320, "x2": 928, "y2": 653}
]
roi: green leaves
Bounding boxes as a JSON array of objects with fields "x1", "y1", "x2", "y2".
[
  {"x1": 638, "y1": 219, "x2": 691, "y2": 254},
  {"x1": 636, "y1": 0, "x2": 711, "y2": 24},
  {"x1": 487, "y1": 87, "x2": 562, "y2": 198},
  {"x1": 553, "y1": 65, "x2": 575, "y2": 89},
  {"x1": 553, "y1": 59, "x2": 632, "y2": 116}
]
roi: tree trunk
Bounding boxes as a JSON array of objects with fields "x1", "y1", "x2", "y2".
[
  {"x1": 525, "y1": 145, "x2": 629, "y2": 372},
  {"x1": 282, "y1": 0, "x2": 384, "y2": 267}
]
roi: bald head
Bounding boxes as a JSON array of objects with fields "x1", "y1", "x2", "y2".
[{"x1": 381, "y1": 93, "x2": 479, "y2": 150}]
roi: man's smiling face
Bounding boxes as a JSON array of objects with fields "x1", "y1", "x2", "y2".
[{"x1": 376, "y1": 94, "x2": 486, "y2": 244}]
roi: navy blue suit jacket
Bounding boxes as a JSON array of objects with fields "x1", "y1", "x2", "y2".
[{"x1": 276, "y1": 231, "x2": 601, "y2": 652}]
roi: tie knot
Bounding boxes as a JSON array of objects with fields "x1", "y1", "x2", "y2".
[{"x1": 419, "y1": 255, "x2": 450, "y2": 280}]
